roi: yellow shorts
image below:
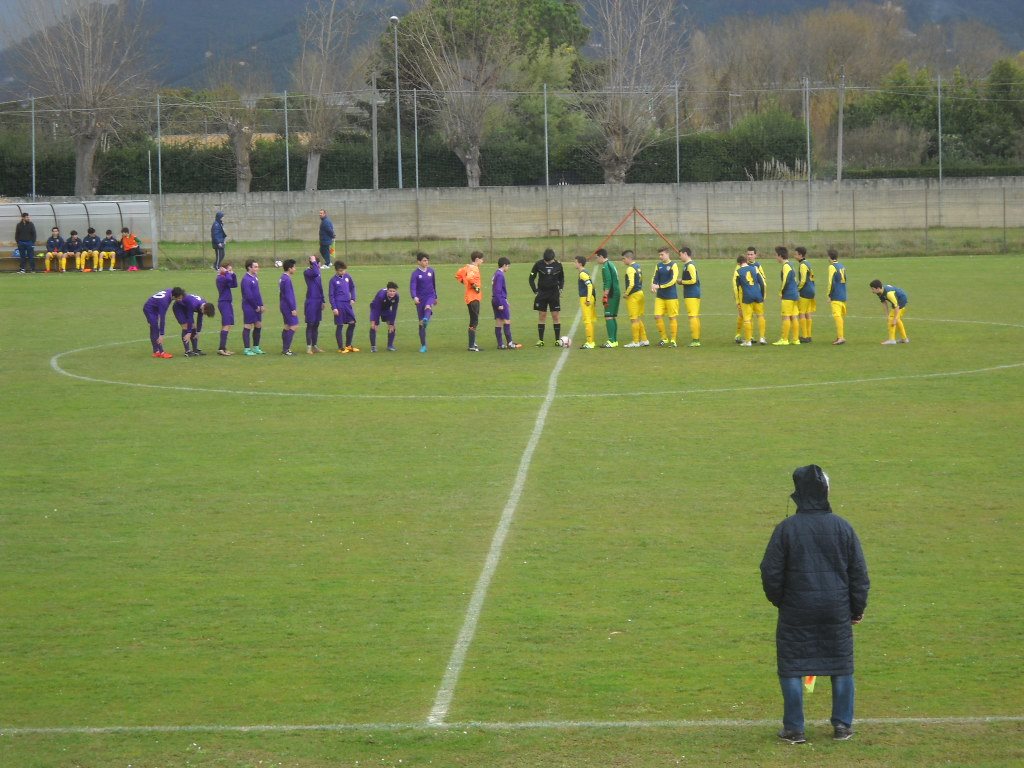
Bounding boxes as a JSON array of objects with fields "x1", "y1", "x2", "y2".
[
  {"x1": 683, "y1": 297, "x2": 701, "y2": 317},
  {"x1": 750, "y1": 301, "x2": 765, "y2": 315},
  {"x1": 798, "y1": 297, "x2": 816, "y2": 314},
  {"x1": 626, "y1": 292, "x2": 645, "y2": 320},
  {"x1": 889, "y1": 306, "x2": 907, "y2": 322},
  {"x1": 654, "y1": 298, "x2": 679, "y2": 318},
  {"x1": 831, "y1": 301, "x2": 847, "y2": 318},
  {"x1": 740, "y1": 303, "x2": 756, "y2": 322},
  {"x1": 781, "y1": 299, "x2": 800, "y2": 316},
  {"x1": 579, "y1": 298, "x2": 597, "y2": 323}
]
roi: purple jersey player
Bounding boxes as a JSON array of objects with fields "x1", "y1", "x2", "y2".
[
  {"x1": 142, "y1": 287, "x2": 185, "y2": 358},
  {"x1": 368, "y1": 282, "x2": 400, "y2": 352},
  {"x1": 215, "y1": 263, "x2": 238, "y2": 355},
  {"x1": 330, "y1": 261, "x2": 359, "y2": 353},
  {"x1": 278, "y1": 259, "x2": 299, "y2": 355},
  {"x1": 303, "y1": 254, "x2": 327, "y2": 354},
  {"x1": 491, "y1": 257, "x2": 522, "y2": 349},
  {"x1": 410, "y1": 251, "x2": 437, "y2": 353},
  {"x1": 173, "y1": 293, "x2": 216, "y2": 356},
  {"x1": 241, "y1": 259, "x2": 265, "y2": 355}
]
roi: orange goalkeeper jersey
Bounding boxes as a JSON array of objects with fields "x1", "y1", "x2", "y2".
[{"x1": 455, "y1": 263, "x2": 482, "y2": 304}]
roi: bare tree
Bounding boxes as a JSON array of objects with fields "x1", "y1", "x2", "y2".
[
  {"x1": 578, "y1": 0, "x2": 682, "y2": 184},
  {"x1": 201, "y1": 54, "x2": 272, "y2": 194},
  {"x1": 398, "y1": 0, "x2": 521, "y2": 188},
  {"x1": 10, "y1": 0, "x2": 149, "y2": 197},
  {"x1": 293, "y1": 0, "x2": 365, "y2": 191}
]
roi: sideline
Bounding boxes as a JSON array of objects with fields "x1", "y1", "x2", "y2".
[{"x1": 4, "y1": 715, "x2": 1021, "y2": 737}]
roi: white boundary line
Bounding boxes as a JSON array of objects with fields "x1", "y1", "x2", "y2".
[
  {"x1": 3, "y1": 715, "x2": 1021, "y2": 737},
  {"x1": 426, "y1": 314, "x2": 581, "y2": 725}
]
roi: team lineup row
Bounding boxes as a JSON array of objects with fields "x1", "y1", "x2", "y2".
[{"x1": 140, "y1": 247, "x2": 911, "y2": 358}]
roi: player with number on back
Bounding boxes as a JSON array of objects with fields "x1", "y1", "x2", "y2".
[
  {"x1": 142, "y1": 287, "x2": 185, "y2": 358},
  {"x1": 174, "y1": 292, "x2": 216, "y2": 357},
  {"x1": 575, "y1": 255, "x2": 597, "y2": 349},
  {"x1": 827, "y1": 249, "x2": 847, "y2": 345}
]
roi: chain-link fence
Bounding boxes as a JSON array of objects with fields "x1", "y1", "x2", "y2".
[{"x1": 3, "y1": 76, "x2": 1022, "y2": 200}]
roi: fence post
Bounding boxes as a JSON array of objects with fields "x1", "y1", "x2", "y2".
[
  {"x1": 156, "y1": 93, "x2": 163, "y2": 201},
  {"x1": 852, "y1": 188, "x2": 857, "y2": 258},
  {"x1": 836, "y1": 68, "x2": 845, "y2": 183},
  {"x1": 543, "y1": 84, "x2": 550, "y2": 188},
  {"x1": 343, "y1": 200, "x2": 349, "y2": 259},
  {"x1": 924, "y1": 179, "x2": 929, "y2": 255},
  {"x1": 937, "y1": 75, "x2": 944, "y2": 226},
  {"x1": 371, "y1": 73, "x2": 380, "y2": 191},
  {"x1": 781, "y1": 188, "x2": 786, "y2": 244},
  {"x1": 1003, "y1": 187, "x2": 1007, "y2": 253},
  {"x1": 705, "y1": 189, "x2": 711, "y2": 258}
]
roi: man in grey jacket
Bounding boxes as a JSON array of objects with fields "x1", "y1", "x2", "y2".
[{"x1": 760, "y1": 464, "x2": 870, "y2": 744}]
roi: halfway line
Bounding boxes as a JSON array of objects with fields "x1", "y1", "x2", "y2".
[{"x1": 427, "y1": 315, "x2": 581, "y2": 725}]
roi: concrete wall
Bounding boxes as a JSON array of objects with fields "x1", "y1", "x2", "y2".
[{"x1": 53, "y1": 177, "x2": 1024, "y2": 243}]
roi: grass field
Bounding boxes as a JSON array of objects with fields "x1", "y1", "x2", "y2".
[{"x1": 1, "y1": 253, "x2": 1022, "y2": 767}]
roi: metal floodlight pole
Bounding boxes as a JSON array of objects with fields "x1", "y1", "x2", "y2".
[
  {"x1": 156, "y1": 93, "x2": 163, "y2": 200},
  {"x1": 391, "y1": 15, "x2": 403, "y2": 189},
  {"x1": 371, "y1": 71, "x2": 380, "y2": 190},
  {"x1": 283, "y1": 90, "x2": 291, "y2": 192},
  {"x1": 413, "y1": 88, "x2": 420, "y2": 190},
  {"x1": 543, "y1": 83, "x2": 550, "y2": 188},
  {"x1": 30, "y1": 95, "x2": 37, "y2": 200}
]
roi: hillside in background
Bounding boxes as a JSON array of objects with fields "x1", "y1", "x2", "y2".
[{"x1": 0, "y1": 0, "x2": 1022, "y2": 96}]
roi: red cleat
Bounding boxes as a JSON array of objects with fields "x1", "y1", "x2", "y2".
[{"x1": 159, "y1": 351, "x2": 173, "y2": 358}]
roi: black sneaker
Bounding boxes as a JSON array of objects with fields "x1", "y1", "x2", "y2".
[
  {"x1": 833, "y1": 725, "x2": 854, "y2": 741},
  {"x1": 192, "y1": 349, "x2": 207, "y2": 356},
  {"x1": 777, "y1": 729, "x2": 806, "y2": 744}
]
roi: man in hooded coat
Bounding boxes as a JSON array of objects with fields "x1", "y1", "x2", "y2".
[{"x1": 760, "y1": 464, "x2": 870, "y2": 743}]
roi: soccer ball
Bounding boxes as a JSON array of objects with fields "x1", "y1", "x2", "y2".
[
  {"x1": 558, "y1": 335, "x2": 572, "y2": 348},
  {"x1": 274, "y1": 260, "x2": 283, "y2": 268}
]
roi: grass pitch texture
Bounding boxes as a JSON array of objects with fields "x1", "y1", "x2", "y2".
[{"x1": 1, "y1": 255, "x2": 1022, "y2": 766}]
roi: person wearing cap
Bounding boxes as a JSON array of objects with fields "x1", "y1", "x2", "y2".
[
  {"x1": 15, "y1": 212, "x2": 37, "y2": 273},
  {"x1": 211, "y1": 211, "x2": 228, "y2": 270},
  {"x1": 760, "y1": 465, "x2": 870, "y2": 744}
]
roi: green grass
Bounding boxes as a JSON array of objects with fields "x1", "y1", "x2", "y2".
[{"x1": 1, "y1": 254, "x2": 1022, "y2": 766}]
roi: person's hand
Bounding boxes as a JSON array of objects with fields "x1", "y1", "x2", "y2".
[
  {"x1": 333, "y1": 308, "x2": 340, "y2": 316},
  {"x1": 602, "y1": 295, "x2": 609, "y2": 307},
  {"x1": 498, "y1": 305, "x2": 505, "y2": 311},
  {"x1": 291, "y1": 310, "x2": 298, "y2": 317},
  {"x1": 851, "y1": 614, "x2": 863, "y2": 625}
]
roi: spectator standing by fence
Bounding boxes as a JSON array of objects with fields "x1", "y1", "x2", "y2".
[
  {"x1": 318, "y1": 209, "x2": 335, "y2": 267},
  {"x1": 15, "y1": 212, "x2": 36, "y2": 273},
  {"x1": 211, "y1": 211, "x2": 227, "y2": 270}
]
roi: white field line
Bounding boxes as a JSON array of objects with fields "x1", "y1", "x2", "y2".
[
  {"x1": 3, "y1": 715, "x2": 1021, "y2": 737},
  {"x1": 49, "y1": 342, "x2": 1024, "y2": 402},
  {"x1": 427, "y1": 313, "x2": 582, "y2": 725}
]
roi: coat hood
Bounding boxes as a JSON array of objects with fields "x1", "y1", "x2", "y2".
[
  {"x1": 215, "y1": 211, "x2": 224, "y2": 221},
  {"x1": 790, "y1": 464, "x2": 832, "y2": 513}
]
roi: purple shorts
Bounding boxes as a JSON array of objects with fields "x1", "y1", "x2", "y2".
[
  {"x1": 492, "y1": 302, "x2": 510, "y2": 321},
  {"x1": 281, "y1": 309, "x2": 298, "y2": 327},
  {"x1": 219, "y1": 301, "x2": 234, "y2": 326},
  {"x1": 243, "y1": 304, "x2": 262, "y2": 325},
  {"x1": 416, "y1": 301, "x2": 435, "y2": 321},
  {"x1": 334, "y1": 303, "x2": 356, "y2": 324},
  {"x1": 370, "y1": 308, "x2": 397, "y2": 325},
  {"x1": 172, "y1": 303, "x2": 192, "y2": 326},
  {"x1": 305, "y1": 300, "x2": 323, "y2": 324},
  {"x1": 143, "y1": 309, "x2": 162, "y2": 333}
]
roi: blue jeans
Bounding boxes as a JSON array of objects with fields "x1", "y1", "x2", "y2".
[
  {"x1": 17, "y1": 241, "x2": 35, "y2": 271},
  {"x1": 780, "y1": 674, "x2": 854, "y2": 732}
]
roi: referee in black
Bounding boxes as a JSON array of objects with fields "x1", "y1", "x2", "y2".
[{"x1": 529, "y1": 248, "x2": 565, "y2": 346}]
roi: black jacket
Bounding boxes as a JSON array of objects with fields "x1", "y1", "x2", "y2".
[
  {"x1": 15, "y1": 220, "x2": 36, "y2": 243},
  {"x1": 760, "y1": 465, "x2": 870, "y2": 677}
]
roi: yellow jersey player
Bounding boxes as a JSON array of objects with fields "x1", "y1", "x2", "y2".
[
  {"x1": 733, "y1": 254, "x2": 747, "y2": 343},
  {"x1": 677, "y1": 246, "x2": 701, "y2": 347},
  {"x1": 574, "y1": 255, "x2": 596, "y2": 349},
  {"x1": 621, "y1": 250, "x2": 649, "y2": 347},
  {"x1": 870, "y1": 279, "x2": 909, "y2": 344},
  {"x1": 650, "y1": 247, "x2": 680, "y2": 347},
  {"x1": 772, "y1": 246, "x2": 801, "y2": 346},
  {"x1": 794, "y1": 246, "x2": 817, "y2": 343},
  {"x1": 747, "y1": 247, "x2": 769, "y2": 344},
  {"x1": 826, "y1": 249, "x2": 847, "y2": 345}
]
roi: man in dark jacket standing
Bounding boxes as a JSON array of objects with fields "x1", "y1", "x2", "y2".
[
  {"x1": 211, "y1": 211, "x2": 227, "y2": 270},
  {"x1": 15, "y1": 212, "x2": 37, "y2": 273},
  {"x1": 760, "y1": 464, "x2": 869, "y2": 744},
  {"x1": 318, "y1": 209, "x2": 335, "y2": 267}
]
